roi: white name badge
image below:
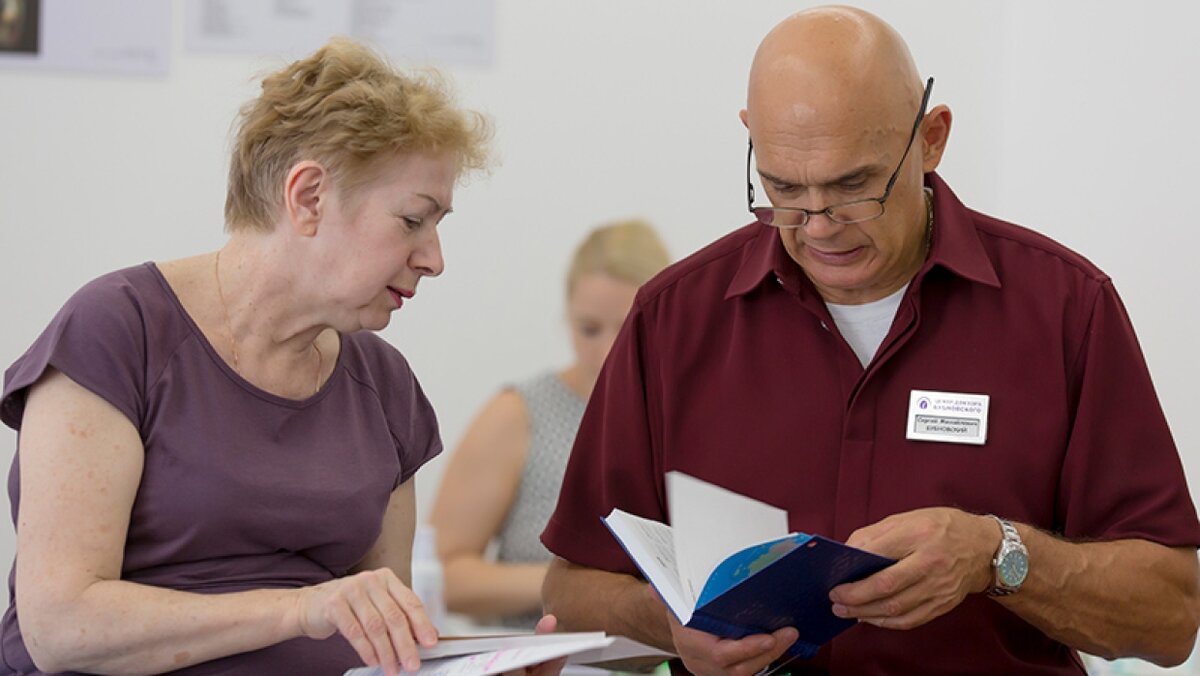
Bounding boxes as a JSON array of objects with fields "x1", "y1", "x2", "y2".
[{"x1": 906, "y1": 389, "x2": 990, "y2": 445}]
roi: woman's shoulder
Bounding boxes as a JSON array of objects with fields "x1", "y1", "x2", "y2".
[
  {"x1": 338, "y1": 332, "x2": 443, "y2": 477},
  {"x1": 339, "y1": 332, "x2": 415, "y2": 380},
  {"x1": 49, "y1": 263, "x2": 190, "y2": 342},
  {"x1": 336, "y1": 332, "x2": 431, "y2": 410},
  {"x1": 508, "y1": 370, "x2": 563, "y2": 398},
  {"x1": 1, "y1": 263, "x2": 177, "y2": 430},
  {"x1": 511, "y1": 371, "x2": 585, "y2": 411},
  {"x1": 63, "y1": 262, "x2": 193, "y2": 357},
  {"x1": 24, "y1": 262, "x2": 180, "y2": 351},
  {"x1": 68, "y1": 262, "x2": 165, "y2": 309}
]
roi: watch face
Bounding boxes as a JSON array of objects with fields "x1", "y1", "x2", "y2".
[{"x1": 998, "y1": 549, "x2": 1029, "y2": 587}]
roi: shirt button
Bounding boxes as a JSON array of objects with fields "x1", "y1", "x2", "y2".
[{"x1": 820, "y1": 321, "x2": 830, "y2": 332}]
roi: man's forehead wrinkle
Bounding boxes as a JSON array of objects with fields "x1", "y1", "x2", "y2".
[
  {"x1": 754, "y1": 118, "x2": 905, "y2": 191},
  {"x1": 755, "y1": 120, "x2": 905, "y2": 156}
]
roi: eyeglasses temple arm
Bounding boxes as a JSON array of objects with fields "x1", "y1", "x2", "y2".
[
  {"x1": 746, "y1": 139, "x2": 756, "y2": 213},
  {"x1": 881, "y1": 76, "x2": 935, "y2": 200}
]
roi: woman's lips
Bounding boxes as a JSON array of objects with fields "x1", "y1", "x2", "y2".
[{"x1": 387, "y1": 287, "x2": 413, "y2": 308}]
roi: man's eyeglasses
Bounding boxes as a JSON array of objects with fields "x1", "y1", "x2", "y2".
[{"x1": 746, "y1": 77, "x2": 934, "y2": 228}]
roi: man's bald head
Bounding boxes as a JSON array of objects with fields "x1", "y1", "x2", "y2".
[
  {"x1": 742, "y1": 6, "x2": 952, "y2": 305},
  {"x1": 746, "y1": 6, "x2": 923, "y2": 140}
]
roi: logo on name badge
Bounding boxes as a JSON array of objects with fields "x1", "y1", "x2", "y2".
[{"x1": 906, "y1": 389, "x2": 989, "y2": 445}]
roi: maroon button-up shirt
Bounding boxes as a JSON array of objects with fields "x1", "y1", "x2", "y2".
[{"x1": 543, "y1": 173, "x2": 1200, "y2": 674}]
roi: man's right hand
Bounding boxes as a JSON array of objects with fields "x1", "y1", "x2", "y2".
[{"x1": 666, "y1": 613, "x2": 798, "y2": 676}]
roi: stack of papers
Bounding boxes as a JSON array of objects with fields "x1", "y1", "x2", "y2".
[{"x1": 343, "y1": 632, "x2": 673, "y2": 676}]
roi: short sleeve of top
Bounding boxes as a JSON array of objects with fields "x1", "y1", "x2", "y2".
[
  {"x1": 1056, "y1": 280, "x2": 1197, "y2": 543},
  {"x1": 2, "y1": 269, "x2": 148, "y2": 431}
]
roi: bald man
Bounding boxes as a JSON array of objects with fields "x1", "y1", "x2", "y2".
[{"x1": 541, "y1": 6, "x2": 1200, "y2": 675}]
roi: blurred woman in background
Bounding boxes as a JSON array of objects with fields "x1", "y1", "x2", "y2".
[{"x1": 431, "y1": 219, "x2": 670, "y2": 629}]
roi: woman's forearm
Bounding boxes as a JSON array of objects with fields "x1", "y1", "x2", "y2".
[
  {"x1": 443, "y1": 557, "x2": 547, "y2": 618},
  {"x1": 21, "y1": 579, "x2": 303, "y2": 675}
]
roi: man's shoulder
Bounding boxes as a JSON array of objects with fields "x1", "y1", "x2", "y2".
[
  {"x1": 637, "y1": 222, "x2": 761, "y2": 305},
  {"x1": 969, "y1": 208, "x2": 1110, "y2": 285}
]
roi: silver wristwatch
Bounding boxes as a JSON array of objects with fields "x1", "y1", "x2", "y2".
[{"x1": 986, "y1": 515, "x2": 1028, "y2": 597}]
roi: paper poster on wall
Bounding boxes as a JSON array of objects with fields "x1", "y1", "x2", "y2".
[
  {"x1": 184, "y1": 0, "x2": 494, "y2": 67},
  {"x1": 0, "y1": 0, "x2": 39, "y2": 54},
  {"x1": 0, "y1": 0, "x2": 169, "y2": 75}
]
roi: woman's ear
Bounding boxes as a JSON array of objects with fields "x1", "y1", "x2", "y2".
[{"x1": 283, "y1": 161, "x2": 330, "y2": 236}]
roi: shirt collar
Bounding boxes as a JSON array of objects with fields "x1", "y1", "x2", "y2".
[
  {"x1": 922, "y1": 173, "x2": 1000, "y2": 288},
  {"x1": 725, "y1": 172, "x2": 1000, "y2": 300}
]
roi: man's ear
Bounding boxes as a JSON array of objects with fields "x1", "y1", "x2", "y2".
[
  {"x1": 920, "y1": 104, "x2": 952, "y2": 173},
  {"x1": 283, "y1": 161, "x2": 330, "y2": 236},
  {"x1": 739, "y1": 108, "x2": 749, "y2": 129}
]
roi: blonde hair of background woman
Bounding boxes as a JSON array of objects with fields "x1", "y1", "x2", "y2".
[{"x1": 566, "y1": 218, "x2": 671, "y2": 297}]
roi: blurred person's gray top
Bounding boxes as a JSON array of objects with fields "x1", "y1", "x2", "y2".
[{"x1": 496, "y1": 372, "x2": 585, "y2": 629}]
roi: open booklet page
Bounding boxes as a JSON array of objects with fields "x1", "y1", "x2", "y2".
[
  {"x1": 665, "y1": 471, "x2": 791, "y2": 606},
  {"x1": 602, "y1": 509, "x2": 692, "y2": 621}
]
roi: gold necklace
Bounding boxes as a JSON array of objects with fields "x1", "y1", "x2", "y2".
[
  {"x1": 923, "y1": 187, "x2": 935, "y2": 250},
  {"x1": 214, "y1": 250, "x2": 323, "y2": 396}
]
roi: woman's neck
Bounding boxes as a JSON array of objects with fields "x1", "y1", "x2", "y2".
[{"x1": 214, "y1": 236, "x2": 327, "y2": 358}]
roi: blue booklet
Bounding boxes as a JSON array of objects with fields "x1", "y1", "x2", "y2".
[{"x1": 603, "y1": 472, "x2": 894, "y2": 659}]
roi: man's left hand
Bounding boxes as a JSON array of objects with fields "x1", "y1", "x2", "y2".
[
  {"x1": 503, "y1": 615, "x2": 569, "y2": 676},
  {"x1": 828, "y1": 507, "x2": 998, "y2": 629}
]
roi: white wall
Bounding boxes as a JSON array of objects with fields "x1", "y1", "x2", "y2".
[{"x1": 1, "y1": 0, "x2": 1197, "y2": 633}]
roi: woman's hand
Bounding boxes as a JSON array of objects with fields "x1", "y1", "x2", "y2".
[{"x1": 294, "y1": 567, "x2": 438, "y2": 676}]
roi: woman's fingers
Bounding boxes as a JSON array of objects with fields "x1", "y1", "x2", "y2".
[
  {"x1": 363, "y1": 571, "x2": 419, "y2": 672},
  {"x1": 327, "y1": 592, "x2": 389, "y2": 674},
  {"x1": 384, "y1": 571, "x2": 438, "y2": 646},
  {"x1": 300, "y1": 568, "x2": 439, "y2": 676}
]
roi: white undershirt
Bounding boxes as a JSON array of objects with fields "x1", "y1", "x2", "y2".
[{"x1": 825, "y1": 283, "x2": 909, "y2": 367}]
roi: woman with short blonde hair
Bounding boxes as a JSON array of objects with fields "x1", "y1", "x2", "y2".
[{"x1": 0, "y1": 38, "x2": 562, "y2": 676}]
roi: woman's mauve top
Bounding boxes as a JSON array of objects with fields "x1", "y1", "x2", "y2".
[{"x1": 0, "y1": 263, "x2": 442, "y2": 675}]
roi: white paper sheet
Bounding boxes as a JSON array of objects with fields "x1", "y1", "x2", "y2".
[
  {"x1": 418, "y1": 632, "x2": 607, "y2": 661},
  {"x1": 665, "y1": 471, "x2": 790, "y2": 608},
  {"x1": 603, "y1": 509, "x2": 692, "y2": 622},
  {"x1": 344, "y1": 635, "x2": 613, "y2": 676}
]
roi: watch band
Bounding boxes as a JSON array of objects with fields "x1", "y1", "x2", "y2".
[
  {"x1": 992, "y1": 515, "x2": 1021, "y2": 544},
  {"x1": 986, "y1": 514, "x2": 1027, "y2": 597}
]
